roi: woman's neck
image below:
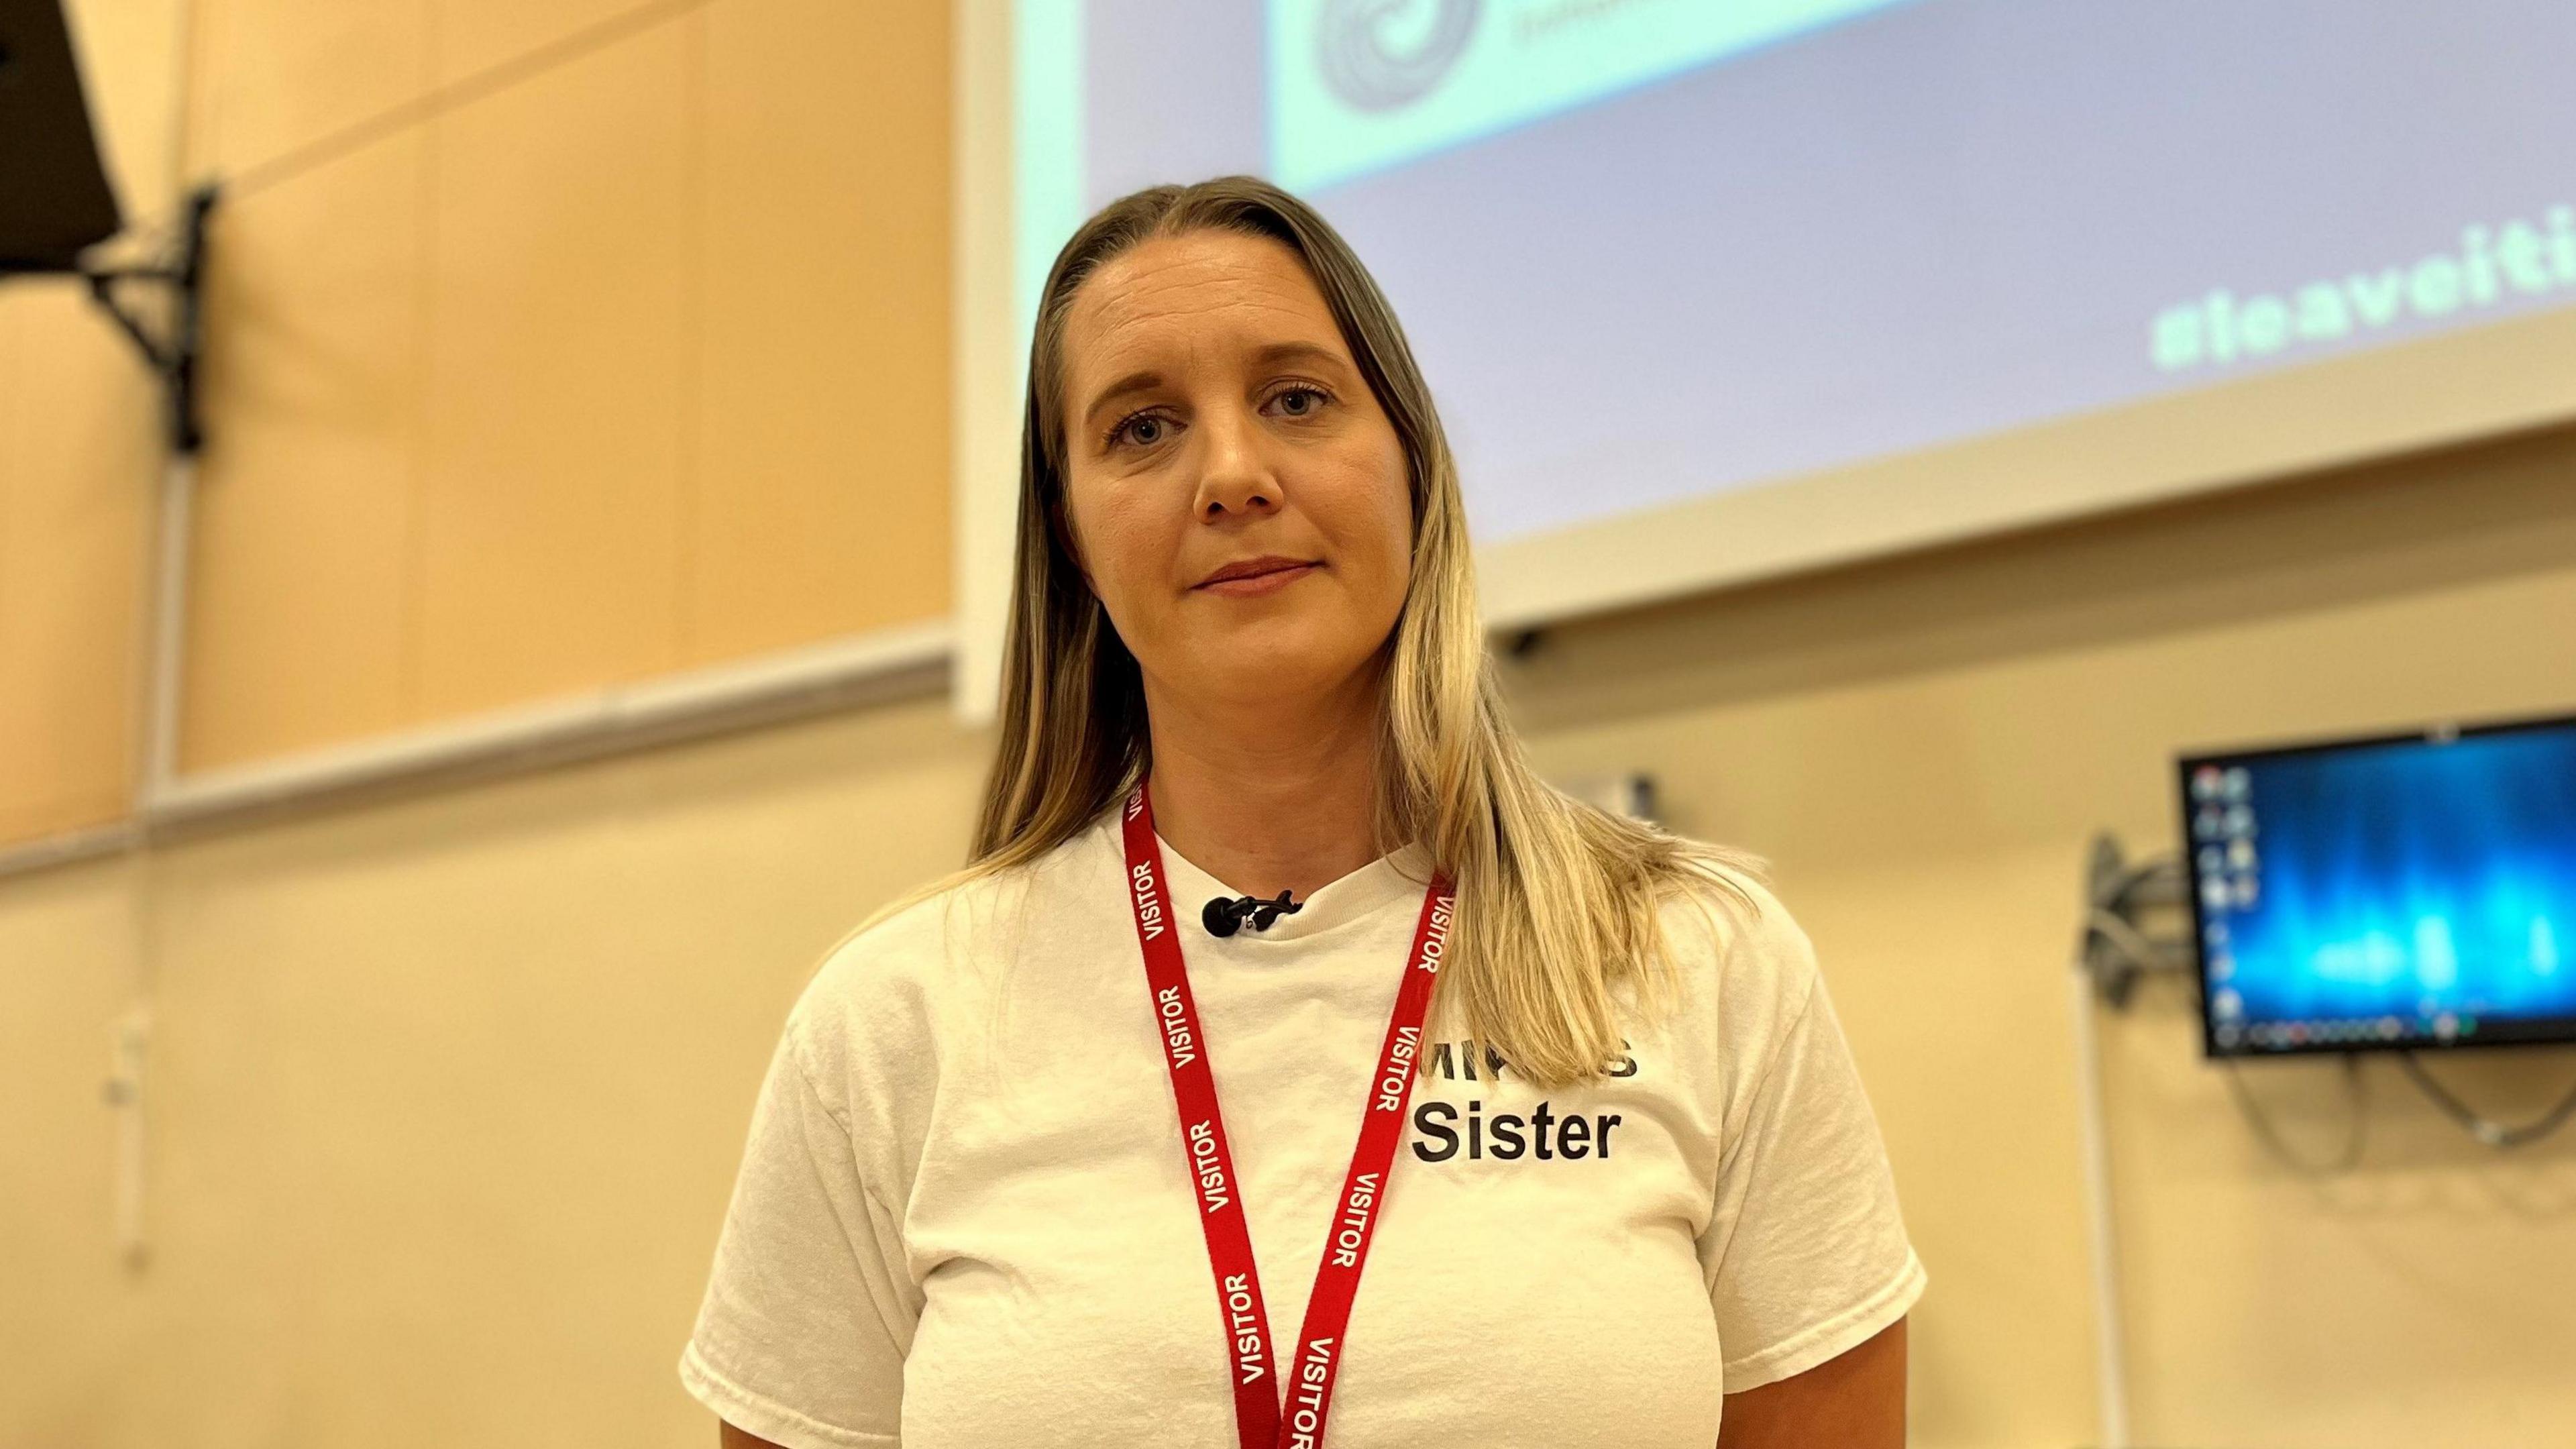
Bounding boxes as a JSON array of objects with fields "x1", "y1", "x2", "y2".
[{"x1": 1142, "y1": 667, "x2": 1385, "y2": 902}]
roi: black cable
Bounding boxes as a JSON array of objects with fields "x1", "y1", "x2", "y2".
[
  {"x1": 2394, "y1": 1052, "x2": 2576, "y2": 1148},
  {"x1": 2221, "y1": 1055, "x2": 2368, "y2": 1175}
]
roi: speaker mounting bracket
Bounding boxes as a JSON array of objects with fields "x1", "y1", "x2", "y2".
[
  {"x1": 74, "y1": 184, "x2": 219, "y2": 455},
  {"x1": 2, "y1": 184, "x2": 221, "y2": 455}
]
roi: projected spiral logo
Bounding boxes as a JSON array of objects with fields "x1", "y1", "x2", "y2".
[{"x1": 1314, "y1": 0, "x2": 1481, "y2": 112}]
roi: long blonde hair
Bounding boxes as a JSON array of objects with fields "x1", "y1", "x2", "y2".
[{"x1": 960, "y1": 176, "x2": 1758, "y2": 1088}]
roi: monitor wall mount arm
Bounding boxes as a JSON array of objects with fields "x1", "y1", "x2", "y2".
[{"x1": 2078, "y1": 833, "x2": 2194, "y2": 1011}]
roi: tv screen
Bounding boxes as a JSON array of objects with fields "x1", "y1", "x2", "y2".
[{"x1": 2179, "y1": 714, "x2": 2576, "y2": 1059}]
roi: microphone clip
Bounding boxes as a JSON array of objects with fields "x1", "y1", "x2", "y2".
[{"x1": 1202, "y1": 889, "x2": 1302, "y2": 938}]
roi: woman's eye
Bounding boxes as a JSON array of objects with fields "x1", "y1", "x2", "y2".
[
  {"x1": 1273, "y1": 386, "x2": 1326, "y2": 417},
  {"x1": 1119, "y1": 415, "x2": 1167, "y2": 447}
]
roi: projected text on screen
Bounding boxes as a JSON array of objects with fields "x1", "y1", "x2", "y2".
[{"x1": 2153, "y1": 204, "x2": 2576, "y2": 373}]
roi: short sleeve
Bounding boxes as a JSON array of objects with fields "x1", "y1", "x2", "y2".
[
  {"x1": 1697, "y1": 943, "x2": 1927, "y2": 1394},
  {"x1": 679, "y1": 1022, "x2": 919, "y2": 1448}
]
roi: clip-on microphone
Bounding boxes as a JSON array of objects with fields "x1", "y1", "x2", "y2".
[{"x1": 1202, "y1": 889, "x2": 1302, "y2": 938}]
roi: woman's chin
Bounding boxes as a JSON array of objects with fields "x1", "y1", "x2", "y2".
[{"x1": 1181, "y1": 641, "x2": 1379, "y2": 712}]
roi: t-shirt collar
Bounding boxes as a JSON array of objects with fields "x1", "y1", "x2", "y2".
[{"x1": 1141, "y1": 825, "x2": 1434, "y2": 945}]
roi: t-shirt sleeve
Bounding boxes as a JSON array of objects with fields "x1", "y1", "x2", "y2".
[
  {"x1": 1696, "y1": 904, "x2": 1928, "y2": 1395},
  {"x1": 679, "y1": 1020, "x2": 918, "y2": 1448}
]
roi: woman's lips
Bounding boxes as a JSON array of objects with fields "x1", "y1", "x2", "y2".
[{"x1": 1193, "y1": 561, "x2": 1320, "y2": 597}]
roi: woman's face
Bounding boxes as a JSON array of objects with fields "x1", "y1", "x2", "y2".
[{"x1": 1056, "y1": 229, "x2": 1413, "y2": 713}]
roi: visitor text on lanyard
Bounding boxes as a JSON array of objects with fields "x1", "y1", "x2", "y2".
[{"x1": 1121, "y1": 784, "x2": 1453, "y2": 1449}]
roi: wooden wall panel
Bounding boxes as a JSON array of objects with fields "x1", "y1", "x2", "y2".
[
  {"x1": 186, "y1": 0, "x2": 433, "y2": 177},
  {"x1": 7, "y1": 0, "x2": 957, "y2": 839},
  {"x1": 433, "y1": 0, "x2": 663, "y2": 89},
  {"x1": 0, "y1": 301, "x2": 33, "y2": 833},
  {"x1": 0, "y1": 291, "x2": 155, "y2": 839},
  {"x1": 415, "y1": 21, "x2": 692, "y2": 719},
  {"x1": 182, "y1": 134, "x2": 427, "y2": 772},
  {"x1": 692, "y1": 0, "x2": 953, "y2": 663}
]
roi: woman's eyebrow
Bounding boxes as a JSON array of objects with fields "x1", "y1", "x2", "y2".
[
  {"x1": 1081, "y1": 370, "x2": 1164, "y2": 429},
  {"x1": 1250, "y1": 340, "x2": 1347, "y2": 373}
]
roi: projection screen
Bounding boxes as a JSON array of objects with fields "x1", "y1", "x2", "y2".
[{"x1": 952, "y1": 0, "x2": 2576, "y2": 716}]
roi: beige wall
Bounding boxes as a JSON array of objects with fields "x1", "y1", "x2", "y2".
[{"x1": 8, "y1": 1, "x2": 2576, "y2": 1446}]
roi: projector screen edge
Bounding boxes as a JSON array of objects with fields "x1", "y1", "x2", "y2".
[{"x1": 1476, "y1": 303, "x2": 2576, "y2": 632}]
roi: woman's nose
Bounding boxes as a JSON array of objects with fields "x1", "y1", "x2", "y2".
[{"x1": 1192, "y1": 409, "x2": 1281, "y2": 521}]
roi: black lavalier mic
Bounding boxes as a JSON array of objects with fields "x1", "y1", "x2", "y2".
[{"x1": 1201, "y1": 889, "x2": 1302, "y2": 938}]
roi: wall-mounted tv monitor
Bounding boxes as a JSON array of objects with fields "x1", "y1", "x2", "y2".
[{"x1": 2179, "y1": 713, "x2": 2576, "y2": 1059}]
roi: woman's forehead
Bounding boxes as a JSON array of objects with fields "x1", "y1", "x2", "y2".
[{"x1": 1065, "y1": 231, "x2": 1347, "y2": 374}]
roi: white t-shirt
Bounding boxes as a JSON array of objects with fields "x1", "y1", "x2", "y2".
[{"x1": 679, "y1": 808, "x2": 1926, "y2": 1448}]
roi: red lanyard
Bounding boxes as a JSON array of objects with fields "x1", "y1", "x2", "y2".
[{"x1": 1120, "y1": 784, "x2": 1453, "y2": 1449}]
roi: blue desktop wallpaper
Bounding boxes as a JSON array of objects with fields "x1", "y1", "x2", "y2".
[{"x1": 2187, "y1": 726, "x2": 2576, "y2": 1051}]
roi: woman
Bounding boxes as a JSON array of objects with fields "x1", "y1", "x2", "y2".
[{"x1": 680, "y1": 176, "x2": 1925, "y2": 1448}]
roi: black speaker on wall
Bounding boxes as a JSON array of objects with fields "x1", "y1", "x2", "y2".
[
  {"x1": 0, "y1": 0, "x2": 125, "y2": 274},
  {"x1": 0, "y1": 0, "x2": 218, "y2": 452}
]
